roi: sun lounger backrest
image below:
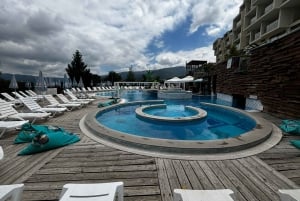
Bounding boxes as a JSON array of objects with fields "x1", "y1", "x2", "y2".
[
  {"x1": 18, "y1": 91, "x2": 29, "y2": 97},
  {"x1": 0, "y1": 102, "x2": 18, "y2": 117},
  {"x1": 44, "y1": 95, "x2": 59, "y2": 105},
  {"x1": 28, "y1": 90, "x2": 38, "y2": 96},
  {"x1": 12, "y1": 92, "x2": 24, "y2": 99},
  {"x1": 1, "y1": 93, "x2": 16, "y2": 102},
  {"x1": 21, "y1": 97, "x2": 42, "y2": 111},
  {"x1": 66, "y1": 92, "x2": 78, "y2": 100},
  {"x1": 56, "y1": 94, "x2": 70, "y2": 103}
]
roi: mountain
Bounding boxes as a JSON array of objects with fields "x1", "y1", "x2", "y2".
[
  {"x1": 118, "y1": 66, "x2": 186, "y2": 81},
  {"x1": 0, "y1": 66, "x2": 186, "y2": 82},
  {"x1": 0, "y1": 73, "x2": 63, "y2": 82}
]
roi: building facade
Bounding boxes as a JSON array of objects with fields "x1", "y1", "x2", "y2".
[{"x1": 214, "y1": 0, "x2": 300, "y2": 63}]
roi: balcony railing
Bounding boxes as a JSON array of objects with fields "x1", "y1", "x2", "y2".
[
  {"x1": 264, "y1": 3, "x2": 273, "y2": 14},
  {"x1": 266, "y1": 20, "x2": 278, "y2": 32},
  {"x1": 236, "y1": 21, "x2": 242, "y2": 28},
  {"x1": 254, "y1": 32, "x2": 260, "y2": 40},
  {"x1": 250, "y1": 16, "x2": 256, "y2": 24}
]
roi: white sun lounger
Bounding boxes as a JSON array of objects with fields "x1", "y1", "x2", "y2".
[
  {"x1": 44, "y1": 95, "x2": 82, "y2": 111},
  {"x1": 0, "y1": 120, "x2": 29, "y2": 138},
  {"x1": 20, "y1": 97, "x2": 67, "y2": 117},
  {"x1": 59, "y1": 182, "x2": 124, "y2": 201},
  {"x1": 26, "y1": 90, "x2": 44, "y2": 100},
  {"x1": 0, "y1": 93, "x2": 23, "y2": 107},
  {"x1": 0, "y1": 184, "x2": 24, "y2": 201},
  {"x1": 65, "y1": 92, "x2": 94, "y2": 103},
  {"x1": 56, "y1": 94, "x2": 88, "y2": 106},
  {"x1": 0, "y1": 102, "x2": 51, "y2": 123},
  {"x1": 279, "y1": 189, "x2": 300, "y2": 201},
  {"x1": 173, "y1": 189, "x2": 234, "y2": 201}
]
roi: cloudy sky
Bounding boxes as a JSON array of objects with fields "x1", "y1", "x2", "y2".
[{"x1": 0, "y1": 0, "x2": 242, "y2": 78}]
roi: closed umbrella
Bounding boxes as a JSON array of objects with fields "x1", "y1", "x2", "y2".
[
  {"x1": 9, "y1": 74, "x2": 19, "y2": 92},
  {"x1": 25, "y1": 80, "x2": 32, "y2": 89},
  {"x1": 63, "y1": 74, "x2": 70, "y2": 89},
  {"x1": 78, "y1": 77, "x2": 84, "y2": 88},
  {"x1": 72, "y1": 78, "x2": 78, "y2": 87},
  {"x1": 35, "y1": 71, "x2": 47, "y2": 95}
]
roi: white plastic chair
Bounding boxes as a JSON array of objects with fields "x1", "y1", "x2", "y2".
[
  {"x1": 279, "y1": 189, "x2": 300, "y2": 201},
  {"x1": 59, "y1": 182, "x2": 124, "y2": 201},
  {"x1": 173, "y1": 189, "x2": 234, "y2": 201},
  {"x1": 0, "y1": 184, "x2": 24, "y2": 201}
]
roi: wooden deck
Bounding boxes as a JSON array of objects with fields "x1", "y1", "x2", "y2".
[{"x1": 0, "y1": 101, "x2": 299, "y2": 201}]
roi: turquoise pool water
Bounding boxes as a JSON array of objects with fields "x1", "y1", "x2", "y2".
[
  {"x1": 143, "y1": 105, "x2": 198, "y2": 118},
  {"x1": 95, "y1": 90, "x2": 256, "y2": 141}
]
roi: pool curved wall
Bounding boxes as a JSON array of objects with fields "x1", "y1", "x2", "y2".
[{"x1": 82, "y1": 100, "x2": 273, "y2": 154}]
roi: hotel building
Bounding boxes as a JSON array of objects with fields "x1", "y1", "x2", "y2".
[{"x1": 213, "y1": 0, "x2": 300, "y2": 63}]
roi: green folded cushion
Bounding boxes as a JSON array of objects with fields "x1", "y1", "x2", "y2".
[
  {"x1": 290, "y1": 140, "x2": 300, "y2": 149},
  {"x1": 14, "y1": 123, "x2": 65, "y2": 144},
  {"x1": 18, "y1": 131, "x2": 80, "y2": 155},
  {"x1": 280, "y1": 120, "x2": 300, "y2": 135},
  {"x1": 98, "y1": 100, "x2": 115, "y2": 108}
]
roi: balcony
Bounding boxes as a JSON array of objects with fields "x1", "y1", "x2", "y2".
[
  {"x1": 264, "y1": 3, "x2": 273, "y2": 14},
  {"x1": 266, "y1": 19, "x2": 278, "y2": 32},
  {"x1": 250, "y1": 16, "x2": 257, "y2": 24},
  {"x1": 254, "y1": 32, "x2": 260, "y2": 40}
]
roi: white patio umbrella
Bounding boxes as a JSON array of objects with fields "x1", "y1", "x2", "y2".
[
  {"x1": 181, "y1": 76, "x2": 194, "y2": 90},
  {"x1": 78, "y1": 77, "x2": 84, "y2": 88},
  {"x1": 35, "y1": 71, "x2": 47, "y2": 95},
  {"x1": 72, "y1": 78, "x2": 78, "y2": 87},
  {"x1": 9, "y1": 74, "x2": 18, "y2": 92},
  {"x1": 25, "y1": 80, "x2": 32, "y2": 89},
  {"x1": 63, "y1": 74, "x2": 70, "y2": 89}
]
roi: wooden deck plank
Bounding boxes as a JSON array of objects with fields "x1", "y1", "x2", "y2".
[
  {"x1": 214, "y1": 160, "x2": 254, "y2": 201},
  {"x1": 172, "y1": 160, "x2": 192, "y2": 189},
  {"x1": 197, "y1": 161, "x2": 225, "y2": 189},
  {"x1": 163, "y1": 159, "x2": 181, "y2": 190},
  {"x1": 223, "y1": 160, "x2": 277, "y2": 201},
  {"x1": 156, "y1": 158, "x2": 172, "y2": 201},
  {"x1": 189, "y1": 161, "x2": 214, "y2": 189},
  {"x1": 180, "y1": 160, "x2": 203, "y2": 189}
]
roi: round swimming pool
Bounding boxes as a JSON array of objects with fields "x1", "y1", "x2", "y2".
[
  {"x1": 80, "y1": 90, "x2": 279, "y2": 159},
  {"x1": 96, "y1": 101, "x2": 256, "y2": 140},
  {"x1": 82, "y1": 99, "x2": 274, "y2": 156}
]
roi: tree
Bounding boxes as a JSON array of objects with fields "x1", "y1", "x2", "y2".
[
  {"x1": 91, "y1": 74, "x2": 101, "y2": 86},
  {"x1": 107, "y1": 71, "x2": 121, "y2": 85},
  {"x1": 126, "y1": 66, "x2": 135, "y2": 82},
  {"x1": 66, "y1": 50, "x2": 91, "y2": 85}
]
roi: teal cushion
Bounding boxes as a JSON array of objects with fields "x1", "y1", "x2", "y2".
[
  {"x1": 14, "y1": 123, "x2": 65, "y2": 144},
  {"x1": 290, "y1": 140, "x2": 300, "y2": 149},
  {"x1": 280, "y1": 120, "x2": 300, "y2": 135},
  {"x1": 18, "y1": 131, "x2": 80, "y2": 155},
  {"x1": 98, "y1": 100, "x2": 115, "y2": 108}
]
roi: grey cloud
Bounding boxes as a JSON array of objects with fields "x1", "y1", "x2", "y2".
[{"x1": 27, "y1": 10, "x2": 64, "y2": 36}]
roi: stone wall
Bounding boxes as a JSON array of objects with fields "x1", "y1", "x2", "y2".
[{"x1": 216, "y1": 30, "x2": 300, "y2": 119}]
